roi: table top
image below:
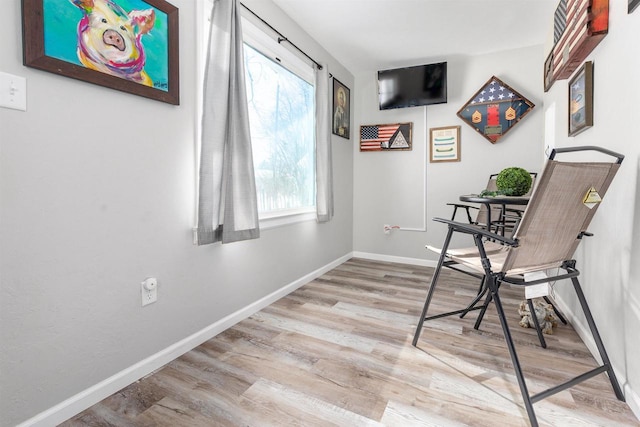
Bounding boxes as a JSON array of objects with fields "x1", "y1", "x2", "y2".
[{"x1": 459, "y1": 194, "x2": 530, "y2": 205}]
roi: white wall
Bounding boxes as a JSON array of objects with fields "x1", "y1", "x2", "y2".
[
  {"x1": 0, "y1": 1, "x2": 353, "y2": 425},
  {"x1": 353, "y1": 45, "x2": 547, "y2": 263},
  {"x1": 542, "y1": 2, "x2": 640, "y2": 416}
]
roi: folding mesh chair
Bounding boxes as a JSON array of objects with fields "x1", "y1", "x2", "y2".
[
  {"x1": 448, "y1": 171, "x2": 564, "y2": 342},
  {"x1": 412, "y1": 146, "x2": 625, "y2": 427},
  {"x1": 449, "y1": 172, "x2": 538, "y2": 236}
]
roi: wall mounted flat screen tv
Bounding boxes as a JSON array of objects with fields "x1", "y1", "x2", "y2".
[{"x1": 378, "y1": 62, "x2": 447, "y2": 110}]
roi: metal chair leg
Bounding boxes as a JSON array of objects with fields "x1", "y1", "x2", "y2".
[
  {"x1": 489, "y1": 278, "x2": 538, "y2": 427},
  {"x1": 527, "y1": 299, "x2": 547, "y2": 349},
  {"x1": 473, "y1": 292, "x2": 493, "y2": 330},
  {"x1": 413, "y1": 228, "x2": 454, "y2": 346},
  {"x1": 476, "y1": 275, "x2": 486, "y2": 295},
  {"x1": 543, "y1": 295, "x2": 568, "y2": 325},
  {"x1": 460, "y1": 277, "x2": 488, "y2": 319},
  {"x1": 571, "y1": 277, "x2": 625, "y2": 401}
]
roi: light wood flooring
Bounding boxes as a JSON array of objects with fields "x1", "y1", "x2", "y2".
[{"x1": 63, "y1": 258, "x2": 639, "y2": 426}]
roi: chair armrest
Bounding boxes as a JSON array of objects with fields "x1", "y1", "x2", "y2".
[
  {"x1": 446, "y1": 203, "x2": 479, "y2": 210},
  {"x1": 432, "y1": 217, "x2": 519, "y2": 246},
  {"x1": 504, "y1": 207, "x2": 525, "y2": 216},
  {"x1": 446, "y1": 203, "x2": 479, "y2": 223}
]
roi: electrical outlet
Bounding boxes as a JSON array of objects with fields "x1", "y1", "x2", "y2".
[{"x1": 141, "y1": 277, "x2": 158, "y2": 306}]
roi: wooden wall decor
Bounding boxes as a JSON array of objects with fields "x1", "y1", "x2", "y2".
[
  {"x1": 544, "y1": 0, "x2": 608, "y2": 92},
  {"x1": 457, "y1": 76, "x2": 534, "y2": 144},
  {"x1": 359, "y1": 123, "x2": 412, "y2": 151}
]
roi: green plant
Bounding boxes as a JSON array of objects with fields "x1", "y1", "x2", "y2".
[{"x1": 495, "y1": 167, "x2": 532, "y2": 196}]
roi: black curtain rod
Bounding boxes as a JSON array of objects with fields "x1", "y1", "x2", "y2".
[{"x1": 240, "y1": 2, "x2": 325, "y2": 72}]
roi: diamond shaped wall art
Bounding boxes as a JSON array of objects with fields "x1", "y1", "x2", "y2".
[{"x1": 457, "y1": 76, "x2": 534, "y2": 144}]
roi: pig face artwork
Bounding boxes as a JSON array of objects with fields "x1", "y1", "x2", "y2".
[{"x1": 70, "y1": 0, "x2": 156, "y2": 87}]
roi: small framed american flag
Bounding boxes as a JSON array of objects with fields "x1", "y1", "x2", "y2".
[
  {"x1": 359, "y1": 122, "x2": 412, "y2": 152},
  {"x1": 457, "y1": 76, "x2": 534, "y2": 144}
]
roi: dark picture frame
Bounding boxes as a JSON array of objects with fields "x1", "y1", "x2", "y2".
[
  {"x1": 359, "y1": 123, "x2": 412, "y2": 152},
  {"x1": 456, "y1": 76, "x2": 534, "y2": 144},
  {"x1": 22, "y1": 0, "x2": 180, "y2": 105},
  {"x1": 568, "y1": 61, "x2": 594, "y2": 137},
  {"x1": 332, "y1": 78, "x2": 350, "y2": 139},
  {"x1": 630, "y1": 0, "x2": 640, "y2": 13}
]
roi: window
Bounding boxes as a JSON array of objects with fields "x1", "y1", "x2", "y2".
[
  {"x1": 243, "y1": 43, "x2": 315, "y2": 218},
  {"x1": 199, "y1": 6, "x2": 317, "y2": 226}
]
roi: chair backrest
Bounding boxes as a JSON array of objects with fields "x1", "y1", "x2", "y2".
[
  {"x1": 475, "y1": 172, "x2": 537, "y2": 230},
  {"x1": 502, "y1": 148, "x2": 622, "y2": 274},
  {"x1": 474, "y1": 175, "x2": 500, "y2": 227}
]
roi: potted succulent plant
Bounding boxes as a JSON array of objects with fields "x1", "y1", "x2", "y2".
[
  {"x1": 496, "y1": 167, "x2": 532, "y2": 196},
  {"x1": 480, "y1": 167, "x2": 532, "y2": 197}
]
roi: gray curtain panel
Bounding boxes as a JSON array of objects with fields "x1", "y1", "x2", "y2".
[
  {"x1": 316, "y1": 65, "x2": 334, "y2": 223},
  {"x1": 197, "y1": 0, "x2": 260, "y2": 245}
]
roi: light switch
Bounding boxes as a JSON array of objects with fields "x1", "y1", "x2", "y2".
[{"x1": 0, "y1": 72, "x2": 27, "y2": 111}]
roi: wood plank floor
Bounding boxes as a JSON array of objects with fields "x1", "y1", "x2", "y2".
[{"x1": 62, "y1": 258, "x2": 639, "y2": 426}]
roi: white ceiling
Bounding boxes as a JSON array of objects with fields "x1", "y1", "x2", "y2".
[{"x1": 271, "y1": 0, "x2": 559, "y2": 72}]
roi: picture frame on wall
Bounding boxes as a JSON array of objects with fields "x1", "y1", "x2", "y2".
[
  {"x1": 332, "y1": 78, "x2": 350, "y2": 139},
  {"x1": 359, "y1": 123, "x2": 412, "y2": 151},
  {"x1": 21, "y1": 0, "x2": 180, "y2": 105},
  {"x1": 630, "y1": 0, "x2": 640, "y2": 13},
  {"x1": 543, "y1": 0, "x2": 607, "y2": 91},
  {"x1": 568, "y1": 61, "x2": 594, "y2": 137},
  {"x1": 429, "y1": 126, "x2": 461, "y2": 162},
  {"x1": 457, "y1": 76, "x2": 534, "y2": 144}
]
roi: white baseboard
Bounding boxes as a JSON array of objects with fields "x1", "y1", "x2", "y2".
[
  {"x1": 17, "y1": 253, "x2": 353, "y2": 427},
  {"x1": 352, "y1": 251, "x2": 437, "y2": 268},
  {"x1": 626, "y1": 388, "x2": 640, "y2": 425}
]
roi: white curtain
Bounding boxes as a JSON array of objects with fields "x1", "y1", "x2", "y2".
[
  {"x1": 197, "y1": 0, "x2": 260, "y2": 245},
  {"x1": 316, "y1": 65, "x2": 334, "y2": 223}
]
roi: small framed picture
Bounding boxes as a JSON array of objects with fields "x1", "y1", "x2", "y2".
[
  {"x1": 568, "y1": 61, "x2": 594, "y2": 137},
  {"x1": 429, "y1": 126, "x2": 461, "y2": 162},
  {"x1": 360, "y1": 123, "x2": 412, "y2": 151},
  {"x1": 332, "y1": 78, "x2": 350, "y2": 139}
]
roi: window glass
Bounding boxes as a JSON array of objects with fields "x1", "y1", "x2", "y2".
[{"x1": 243, "y1": 43, "x2": 315, "y2": 216}]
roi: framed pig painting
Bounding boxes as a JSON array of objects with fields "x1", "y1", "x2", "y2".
[{"x1": 22, "y1": 0, "x2": 180, "y2": 105}]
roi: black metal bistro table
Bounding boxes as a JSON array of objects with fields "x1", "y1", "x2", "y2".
[{"x1": 459, "y1": 194, "x2": 530, "y2": 236}]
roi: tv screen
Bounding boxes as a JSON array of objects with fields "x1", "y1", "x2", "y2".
[{"x1": 378, "y1": 62, "x2": 447, "y2": 110}]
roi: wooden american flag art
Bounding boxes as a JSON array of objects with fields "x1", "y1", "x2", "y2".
[
  {"x1": 359, "y1": 123, "x2": 412, "y2": 151},
  {"x1": 544, "y1": 0, "x2": 608, "y2": 91}
]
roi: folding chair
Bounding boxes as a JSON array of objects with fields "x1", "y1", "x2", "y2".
[
  {"x1": 448, "y1": 171, "x2": 537, "y2": 236},
  {"x1": 412, "y1": 146, "x2": 625, "y2": 427},
  {"x1": 449, "y1": 171, "x2": 565, "y2": 344}
]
